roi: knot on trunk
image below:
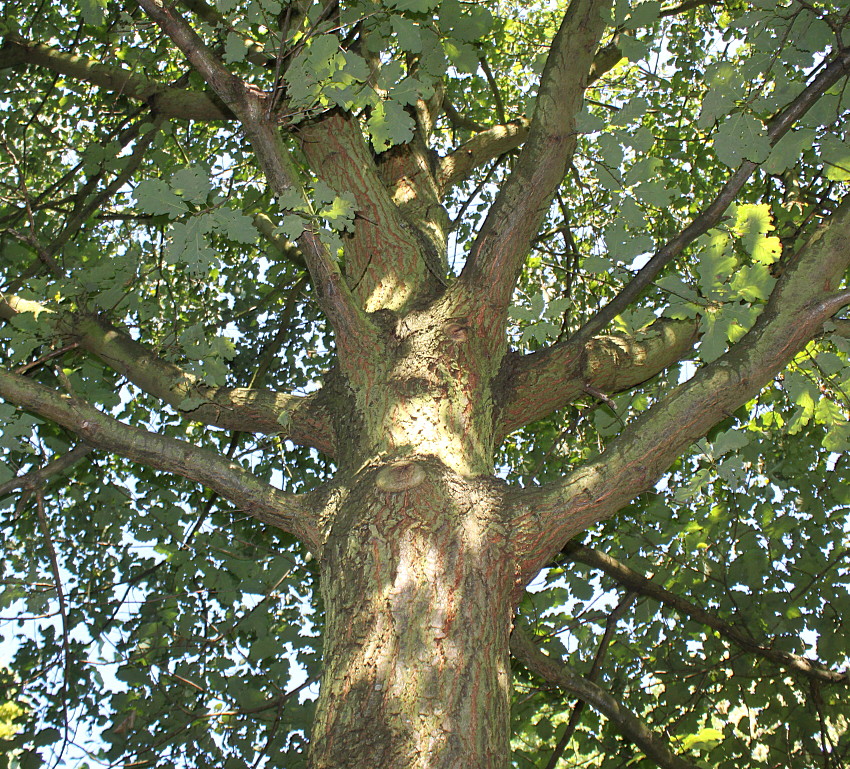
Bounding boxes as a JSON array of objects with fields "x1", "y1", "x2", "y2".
[
  {"x1": 444, "y1": 321, "x2": 469, "y2": 342},
  {"x1": 376, "y1": 461, "x2": 426, "y2": 492}
]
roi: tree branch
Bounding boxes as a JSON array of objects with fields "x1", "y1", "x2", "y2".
[
  {"x1": 0, "y1": 296, "x2": 335, "y2": 453},
  {"x1": 497, "y1": 318, "x2": 700, "y2": 440},
  {"x1": 660, "y1": 0, "x2": 723, "y2": 17},
  {"x1": 438, "y1": 118, "x2": 530, "y2": 194},
  {"x1": 507, "y1": 195, "x2": 850, "y2": 586},
  {"x1": 542, "y1": 590, "x2": 637, "y2": 769},
  {"x1": 295, "y1": 111, "x2": 433, "y2": 311},
  {"x1": 438, "y1": 35, "x2": 622, "y2": 194},
  {"x1": 252, "y1": 213, "x2": 305, "y2": 267},
  {"x1": 561, "y1": 542, "x2": 848, "y2": 686},
  {"x1": 46, "y1": 115, "x2": 164, "y2": 259},
  {"x1": 135, "y1": 0, "x2": 379, "y2": 373},
  {"x1": 511, "y1": 626, "x2": 701, "y2": 769},
  {"x1": 456, "y1": 0, "x2": 613, "y2": 321},
  {"x1": 0, "y1": 36, "x2": 231, "y2": 120},
  {"x1": 0, "y1": 444, "x2": 94, "y2": 500},
  {"x1": 0, "y1": 368, "x2": 322, "y2": 550},
  {"x1": 568, "y1": 45, "x2": 850, "y2": 349}
]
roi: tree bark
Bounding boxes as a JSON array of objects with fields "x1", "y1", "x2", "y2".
[
  {"x1": 4, "y1": 4, "x2": 850, "y2": 767},
  {"x1": 312, "y1": 462, "x2": 513, "y2": 768}
]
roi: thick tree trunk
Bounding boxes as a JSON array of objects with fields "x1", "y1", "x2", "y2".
[
  {"x1": 311, "y1": 464, "x2": 514, "y2": 768},
  {"x1": 307, "y1": 300, "x2": 516, "y2": 768}
]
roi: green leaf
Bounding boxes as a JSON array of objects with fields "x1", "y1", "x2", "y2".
[
  {"x1": 698, "y1": 61, "x2": 744, "y2": 128},
  {"x1": 618, "y1": 34, "x2": 648, "y2": 62},
  {"x1": 713, "y1": 428, "x2": 749, "y2": 457},
  {"x1": 385, "y1": 0, "x2": 439, "y2": 11},
  {"x1": 763, "y1": 128, "x2": 816, "y2": 174},
  {"x1": 577, "y1": 107, "x2": 605, "y2": 133},
  {"x1": 442, "y1": 39, "x2": 479, "y2": 73},
  {"x1": 319, "y1": 192, "x2": 357, "y2": 233},
  {"x1": 392, "y1": 16, "x2": 422, "y2": 53},
  {"x1": 625, "y1": 1, "x2": 661, "y2": 30},
  {"x1": 280, "y1": 213, "x2": 305, "y2": 240},
  {"x1": 697, "y1": 234, "x2": 736, "y2": 295},
  {"x1": 223, "y1": 32, "x2": 249, "y2": 65},
  {"x1": 210, "y1": 207, "x2": 257, "y2": 244},
  {"x1": 597, "y1": 133, "x2": 623, "y2": 168},
  {"x1": 171, "y1": 166, "x2": 211, "y2": 205},
  {"x1": 367, "y1": 100, "x2": 415, "y2": 151},
  {"x1": 823, "y1": 421, "x2": 850, "y2": 452},
  {"x1": 166, "y1": 214, "x2": 216, "y2": 274},
  {"x1": 633, "y1": 180, "x2": 674, "y2": 208},
  {"x1": 78, "y1": 0, "x2": 106, "y2": 27},
  {"x1": 730, "y1": 264, "x2": 775, "y2": 302},
  {"x1": 625, "y1": 155, "x2": 662, "y2": 186},
  {"x1": 604, "y1": 221, "x2": 654, "y2": 260},
  {"x1": 133, "y1": 179, "x2": 186, "y2": 218},
  {"x1": 699, "y1": 311, "x2": 734, "y2": 361},
  {"x1": 390, "y1": 76, "x2": 432, "y2": 106},
  {"x1": 713, "y1": 113, "x2": 770, "y2": 168},
  {"x1": 178, "y1": 395, "x2": 208, "y2": 412},
  {"x1": 681, "y1": 727, "x2": 724, "y2": 751},
  {"x1": 820, "y1": 135, "x2": 850, "y2": 181},
  {"x1": 439, "y1": 0, "x2": 492, "y2": 43}
]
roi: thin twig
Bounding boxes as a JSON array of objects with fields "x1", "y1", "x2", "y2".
[
  {"x1": 560, "y1": 542, "x2": 848, "y2": 686},
  {"x1": 511, "y1": 626, "x2": 700, "y2": 769},
  {"x1": 14, "y1": 343, "x2": 80, "y2": 375},
  {"x1": 34, "y1": 491, "x2": 72, "y2": 769},
  {"x1": 0, "y1": 444, "x2": 93, "y2": 500},
  {"x1": 544, "y1": 591, "x2": 637, "y2": 769}
]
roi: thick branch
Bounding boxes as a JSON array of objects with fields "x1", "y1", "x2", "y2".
[
  {"x1": 135, "y1": 0, "x2": 379, "y2": 372},
  {"x1": 497, "y1": 318, "x2": 699, "y2": 439},
  {"x1": 438, "y1": 118, "x2": 530, "y2": 194},
  {"x1": 508, "y1": 196, "x2": 850, "y2": 585},
  {"x1": 0, "y1": 36, "x2": 230, "y2": 120},
  {"x1": 296, "y1": 112, "x2": 432, "y2": 312},
  {"x1": 0, "y1": 296, "x2": 335, "y2": 453},
  {"x1": 0, "y1": 369, "x2": 321, "y2": 550},
  {"x1": 252, "y1": 213, "x2": 305, "y2": 267},
  {"x1": 376, "y1": 133, "x2": 452, "y2": 289},
  {"x1": 562, "y1": 543, "x2": 848, "y2": 686},
  {"x1": 457, "y1": 0, "x2": 612, "y2": 318},
  {"x1": 511, "y1": 627, "x2": 700, "y2": 769},
  {"x1": 438, "y1": 38, "x2": 621, "y2": 193},
  {"x1": 569, "y1": 45, "x2": 850, "y2": 349}
]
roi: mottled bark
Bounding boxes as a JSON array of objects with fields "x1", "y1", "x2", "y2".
[
  {"x1": 3, "y1": 3, "x2": 850, "y2": 767},
  {"x1": 312, "y1": 462, "x2": 512, "y2": 769},
  {"x1": 304, "y1": 287, "x2": 515, "y2": 768},
  {"x1": 296, "y1": 112, "x2": 438, "y2": 312}
]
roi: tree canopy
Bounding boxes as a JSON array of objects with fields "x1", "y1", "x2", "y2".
[{"x1": 1, "y1": 0, "x2": 849, "y2": 767}]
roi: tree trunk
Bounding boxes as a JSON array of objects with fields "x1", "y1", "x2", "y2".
[
  {"x1": 311, "y1": 464, "x2": 514, "y2": 768},
  {"x1": 308, "y1": 302, "x2": 516, "y2": 768}
]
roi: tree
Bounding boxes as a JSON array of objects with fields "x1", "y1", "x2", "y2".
[{"x1": 0, "y1": 0, "x2": 849, "y2": 766}]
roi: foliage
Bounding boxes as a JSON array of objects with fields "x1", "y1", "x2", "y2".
[{"x1": 0, "y1": 0, "x2": 849, "y2": 767}]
